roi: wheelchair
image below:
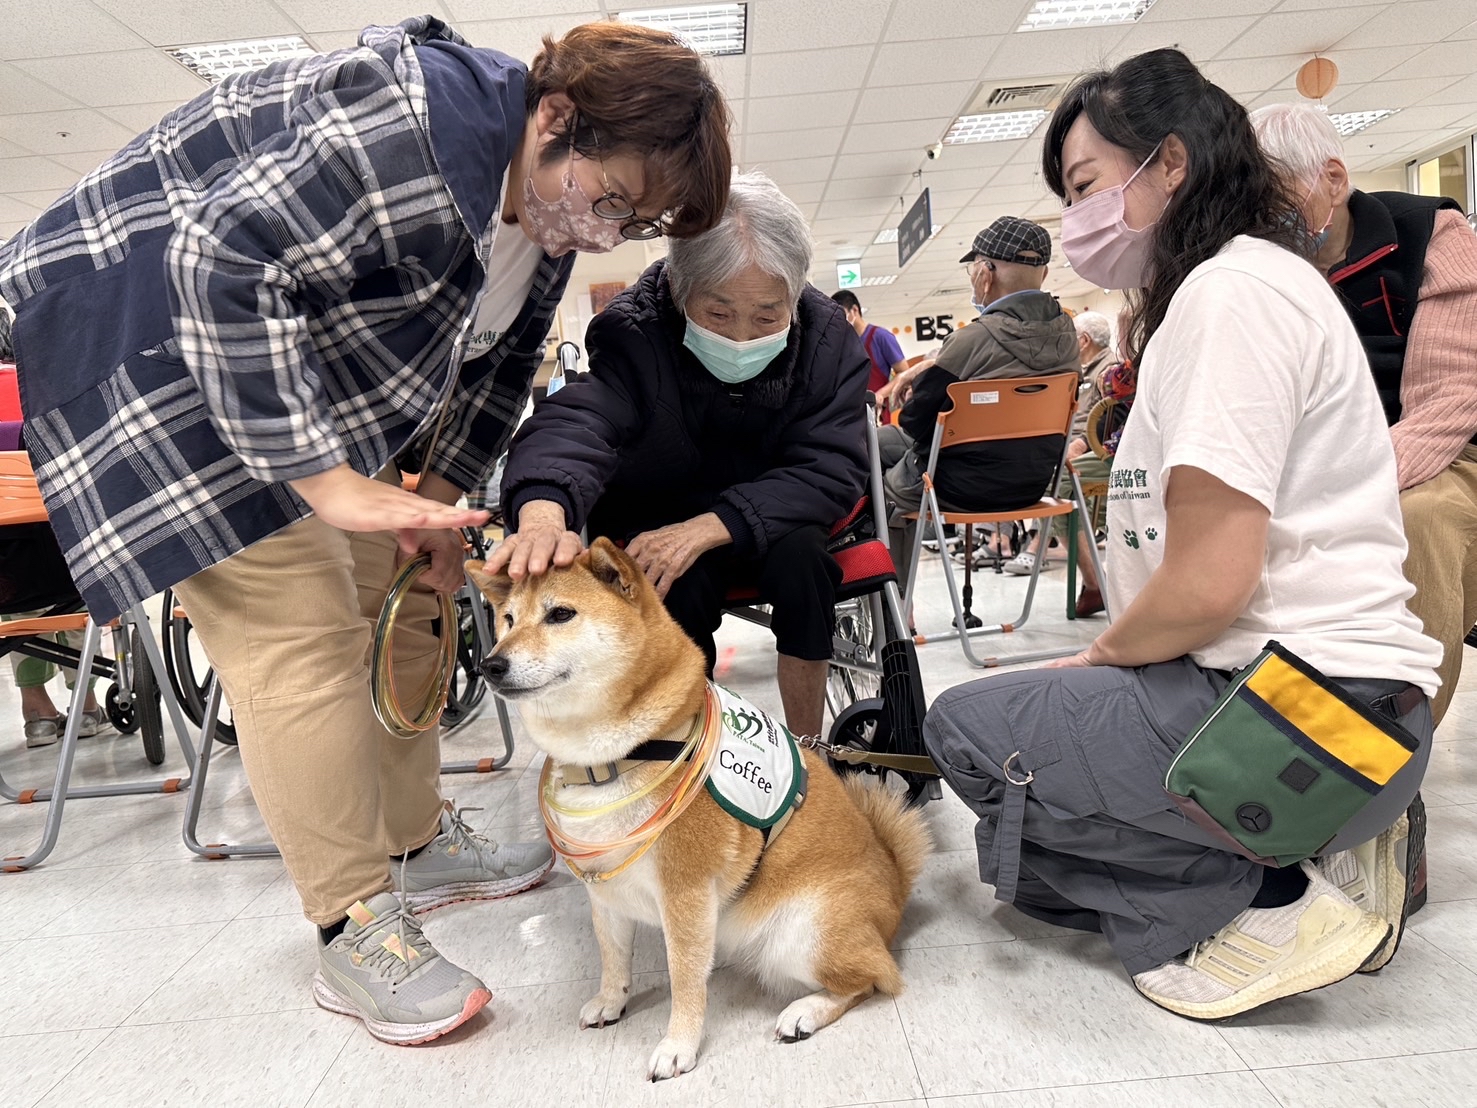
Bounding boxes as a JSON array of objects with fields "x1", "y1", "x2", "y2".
[{"x1": 723, "y1": 398, "x2": 939, "y2": 806}]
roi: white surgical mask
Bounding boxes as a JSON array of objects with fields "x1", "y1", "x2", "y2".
[{"x1": 683, "y1": 318, "x2": 790, "y2": 384}]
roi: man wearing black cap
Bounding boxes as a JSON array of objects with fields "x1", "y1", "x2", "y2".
[{"x1": 879, "y1": 215, "x2": 1079, "y2": 588}]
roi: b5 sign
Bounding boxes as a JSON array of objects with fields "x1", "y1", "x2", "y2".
[{"x1": 915, "y1": 315, "x2": 954, "y2": 342}]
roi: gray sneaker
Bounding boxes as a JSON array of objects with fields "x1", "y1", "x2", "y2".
[
  {"x1": 313, "y1": 891, "x2": 491, "y2": 1045},
  {"x1": 395, "y1": 803, "x2": 555, "y2": 913}
]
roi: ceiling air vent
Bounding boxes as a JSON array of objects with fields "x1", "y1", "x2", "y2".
[{"x1": 965, "y1": 81, "x2": 1072, "y2": 115}]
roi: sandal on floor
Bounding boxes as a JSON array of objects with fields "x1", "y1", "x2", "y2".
[
  {"x1": 73, "y1": 708, "x2": 113, "y2": 739},
  {"x1": 24, "y1": 717, "x2": 60, "y2": 749}
]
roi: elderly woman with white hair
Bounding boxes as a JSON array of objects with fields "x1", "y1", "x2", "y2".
[
  {"x1": 1252, "y1": 102, "x2": 1477, "y2": 737},
  {"x1": 493, "y1": 172, "x2": 869, "y2": 737}
]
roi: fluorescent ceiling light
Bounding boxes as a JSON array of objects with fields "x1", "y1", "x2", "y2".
[
  {"x1": 1019, "y1": 0, "x2": 1157, "y2": 32},
  {"x1": 165, "y1": 36, "x2": 316, "y2": 82},
  {"x1": 617, "y1": 4, "x2": 747, "y2": 56},
  {"x1": 860, "y1": 275, "x2": 897, "y2": 286},
  {"x1": 944, "y1": 110, "x2": 1048, "y2": 145},
  {"x1": 1328, "y1": 110, "x2": 1399, "y2": 137}
]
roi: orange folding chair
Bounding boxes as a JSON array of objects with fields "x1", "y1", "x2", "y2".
[
  {"x1": 902, "y1": 375, "x2": 1110, "y2": 667},
  {"x1": 0, "y1": 452, "x2": 201, "y2": 871}
]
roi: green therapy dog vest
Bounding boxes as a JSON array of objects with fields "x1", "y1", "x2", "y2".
[{"x1": 706, "y1": 683, "x2": 807, "y2": 834}]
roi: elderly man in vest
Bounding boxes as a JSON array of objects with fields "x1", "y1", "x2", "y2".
[{"x1": 1254, "y1": 104, "x2": 1477, "y2": 729}]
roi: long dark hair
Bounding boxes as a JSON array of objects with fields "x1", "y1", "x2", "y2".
[{"x1": 1042, "y1": 49, "x2": 1304, "y2": 366}]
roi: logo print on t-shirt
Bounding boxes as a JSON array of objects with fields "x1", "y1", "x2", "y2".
[{"x1": 1124, "y1": 529, "x2": 1140, "y2": 549}]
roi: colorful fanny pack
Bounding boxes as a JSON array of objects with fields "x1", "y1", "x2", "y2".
[{"x1": 1164, "y1": 641, "x2": 1421, "y2": 867}]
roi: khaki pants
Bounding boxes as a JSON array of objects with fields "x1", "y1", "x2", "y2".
[
  {"x1": 173, "y1": 472, "x2": 444, "y2": 924},
  {"x1": 1400, "y1": 443, "x2": 1477, "y2": 727}
]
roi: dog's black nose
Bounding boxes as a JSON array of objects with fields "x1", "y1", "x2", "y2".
[{"x1": 480, "y1": 654, "x2": 510, "y2": 682}]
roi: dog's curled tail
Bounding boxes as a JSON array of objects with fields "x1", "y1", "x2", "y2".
[{"x1": 840, "y1": 775, "x2": 932, "y2": 896}]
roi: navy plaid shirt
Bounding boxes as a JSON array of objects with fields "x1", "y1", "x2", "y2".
[{"x1": 0, "y1": 17, "x2": 572, "y2": 621}]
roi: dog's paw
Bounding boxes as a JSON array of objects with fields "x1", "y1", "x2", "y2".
[
  {"x1": 646, "y1": 1037, "x2": 698, "y2": 1081},
  {"x1": 775, "y1": 995, "x2": 830, "y2": 1043},
  {"x1": 579, "y1": 992, "x2": 627, "y2": 1030}
]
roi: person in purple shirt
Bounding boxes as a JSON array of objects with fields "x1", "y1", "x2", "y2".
[{"x1": 833, "y1": 290, "x2": 908, "y2": 423}]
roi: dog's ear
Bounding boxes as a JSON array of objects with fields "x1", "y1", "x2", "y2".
[
  {"x1": 585, "y1": 537, "x2": 641, "y2": 601},
  {"x1": 464, "y1": 559, "x2": 512, "y2": 609}
]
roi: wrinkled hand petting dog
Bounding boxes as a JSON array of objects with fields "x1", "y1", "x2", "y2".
[{"x1": 466, "y1": 539, "x2": 931, "y2": 1081}]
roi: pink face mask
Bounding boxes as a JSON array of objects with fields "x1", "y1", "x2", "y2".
[
  {"x1": 1060, "y1": 143, "x2": 1166, "y2": 290},
  {"x1": 520, "y1": 149, "x2": 627, "y2": 258}
]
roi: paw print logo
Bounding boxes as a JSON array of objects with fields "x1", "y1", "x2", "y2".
[
  {"x1": 1145, "y1": 526, "x2": 1159, "y2": 542},
  {"x1": 1123, "y1": 529, "x2": 1140, "y2": 549}
]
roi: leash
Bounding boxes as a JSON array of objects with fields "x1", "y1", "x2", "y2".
[
  {"x1": 539, "y1": 686, "x2": 724, "y2": 883},
  {"x1": 370, "y1": 552, "x2": 459, "y2": 738},
  {"x1": 795, "y1": 733, "x2": 942, "y2": 777}
]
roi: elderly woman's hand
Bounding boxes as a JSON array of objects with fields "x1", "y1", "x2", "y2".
[
  {"x1": 627, "y1": 513, "x2": 733, "y2": 598},
  {"x1": 486, "y1": 500, "x2": 584, "y2": 580}
]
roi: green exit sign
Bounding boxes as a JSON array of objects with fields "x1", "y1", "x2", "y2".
[{"x1": 836, "y1": 262, "x2": 862, "y2": 288}]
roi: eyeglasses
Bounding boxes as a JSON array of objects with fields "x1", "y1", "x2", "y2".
[
  {"x1": 588, "y1": 133, "x2": 664, "y2": 242},
  {"x1": 964, "y1": 259, "x2": 997, "y2": 278}
]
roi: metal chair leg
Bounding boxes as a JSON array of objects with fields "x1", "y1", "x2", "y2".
[{"x1": 181, "y1": 678, "x2": 278, "y2": 860}]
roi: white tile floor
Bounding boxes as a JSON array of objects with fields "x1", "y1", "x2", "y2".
[{"x1": 3, "y1": 550, "x2": 1475, "y2": 1107}]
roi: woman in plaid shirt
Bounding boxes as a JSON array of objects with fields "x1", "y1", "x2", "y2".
[{"x1": 0, "y1": 16, "x2": 731, "y2": 1045}]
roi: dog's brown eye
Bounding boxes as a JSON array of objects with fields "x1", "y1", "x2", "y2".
[
  {"x1": 545, "y1": 606, "x2": 577, "y2": 624},
  {"x1": 503, "y1": 613, "x2": 513, "y2": 628}
]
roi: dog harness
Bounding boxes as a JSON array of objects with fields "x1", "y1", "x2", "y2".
[{"x1": 540, "y1": 684, "x2": 808, "y2": 883}]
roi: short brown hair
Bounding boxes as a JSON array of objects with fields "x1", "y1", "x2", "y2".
[{"x1": 526, "y1": 22, "x2": 732, "y2": 238}]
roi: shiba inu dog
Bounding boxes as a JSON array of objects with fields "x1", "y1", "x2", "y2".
[{"x1": 467, "y1": 539, "x2": 930, "y2": 1081}]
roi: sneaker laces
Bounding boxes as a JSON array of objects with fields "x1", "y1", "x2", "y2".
[
  {"x1": 347, "y1": 886, "x2": 437, "y2": 987},
  {"x1": 440, "y1": 803, "x2": 499, "y2": 860}
]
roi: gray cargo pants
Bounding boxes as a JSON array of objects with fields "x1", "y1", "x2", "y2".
[{"x1": 923, "y1": 657, "x2": 1433, "y2": 974}]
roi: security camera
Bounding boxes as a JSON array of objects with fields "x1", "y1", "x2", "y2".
[{"x1": 926, "y1": 142, "x2": 943, "y2": 161}]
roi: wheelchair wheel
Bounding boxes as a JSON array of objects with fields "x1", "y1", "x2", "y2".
[
  {"x1": 105, "y1": 681, "x2": 139, "y2": 734},
  {"x1": 130, "y1": 625, "x2": 166, "y2": 766},
  {"x1": 160, "y1": 589, "x2": 237, "y2": 745},
  {"x1": 827, "y1": 596, "x2": 882, "y2": 718},
  {"x1": 828, "y1": 698, "x2": 935, "y2": 809},
  {"x1": 441, "y1": 590, "x2": 492, "y2": 731}
]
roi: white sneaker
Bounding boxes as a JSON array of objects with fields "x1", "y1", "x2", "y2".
[
  {"x1": 1002, "y1": 551, "x2": 1048, "y2": 576},
  {"x1": 1132, "y1": 862, "x2": 1391, "y2": 1021},
  {"x1": 1319, "y1": 795, "x2": 1424, "y2": 973}
]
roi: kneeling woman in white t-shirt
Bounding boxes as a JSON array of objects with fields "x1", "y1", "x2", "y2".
[{"x1": 923, "y1": 47, "x2": 1441, "y2": 1022}]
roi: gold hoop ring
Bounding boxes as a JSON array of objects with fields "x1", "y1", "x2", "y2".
[{"x1": 371, "y1": 553, "x2": 458, "y2": 738}]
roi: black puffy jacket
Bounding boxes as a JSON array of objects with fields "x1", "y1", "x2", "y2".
[{"x1": 501, "y1": 261, "x2": 869, "y2": 556}]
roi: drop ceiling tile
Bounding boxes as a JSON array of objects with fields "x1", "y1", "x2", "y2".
[
  {"x1": 1143, "y1": 0, "x2": 1283, "y2": 18},
  {"x1": 1216, "y1": 5, "x2": 1387, "y2": 60},
  {"x1": 0, "y1": 139, "x2": 31, "y2": 158},
  {"x1": 306, "y1": 29, "x2": 362, "y2": 52},
  {"x1": 744, "y1": 127, "x2": 847, "y2": 164},
  {"x1": 853, "y1": 80, "x2": 976, "y2": 125},
  {"x1": 0, "y1": 63, "x2": 81, "y2": 114},
  {"x1": 748, "y1": 45, "x2": 874, "y2": 96},
  {"x1": 0, "y1": 109, "x2": 137, "y2": 156},
  {"x1": 1382, "y1": 40, "x2": 1477, "y2": 81},
  {"x1": 884, "y1": 0, "x2": 1020, "y2": 41},
  {"x1": 748, "y1": 0, "x2": 893, "y2": 52},
  {"x1": 842, "y1": 119, "x2": 953, "y2": 157},
  {"x1": 1326, "y1": 77, "x2": 1465, "y2": 114},
  {"x1": 1332, "y1": 0, "x2": 1477, "y2": 49},
  {"x1": 752, "y1": 156, "x2": 836, "y2": 185},
  {"x1": 868, "y1": 36, "x2": 1001, "y2": 87},
  {"x1": 1202, "y1": 54, "x2": 1299, "y2": 95},
  {"x1": 775, "y1": 179, "x2": 826, "y2": 205},
  {"x1": 816, "y1": 195, "x2": 899, "y2": 221},
  {"x1": 745, "y1": 91, "x2": 856, "y2": 134},
  {"x1": 455, "y1": 13, "x2": 603, "y2": 65},
  {"x1": 707, "y1": 53, "x2": 748, "y2": 101},
  {"x1": 0, "y1": 195, "x2": 44, "y2": 224},
  {"x1": 101, "y1": 101, "x2": 196, "y2": 134},
  {"x1": 989, "y1": 162, "x2": 1048, "y2": 189},
  {"x1": 1419, "y1": 73, "x2": 1477, "y2": 108},
  {"x1": 15, "y1": 50, "x2": 208, "y2": 108},
  {"x1": 273, "y1": 0, "x2": 451, "y2": 33},
  {"x1": 94, "y1": 0, "x2": 297, "y2": 47},
  {"x1": 930, "y1": 139, "x2": 1025, "y2": 171},
  {"x1": 0, "y1": 156, "x2": 85, "y2": 193},
  {"x1": 1300, "y1": 44, "x2": 1425, "y2": 87},
  {"x1": 0, "y1": 0, "x2": 151, "y2": 60},
  {"x1": 915, "y1": 165, "x2": 1002, "y2": 192},
  {"x1": 824, "y1": 175, "x2": 914, "y2": 202},
  {"x1": 830, "y1": 150, "x2": 924, "y2": 181},
  {"x1": 984, "y1": 24, "x2": 1130, "y2": 81},
  {"x1": 1114, "y1": 15, "x2": 1259, "y2": 62},
  {"x1": 47, "y1": 149, "x2": 122, "y2": 175},
  {"x1": 446, "y1": 0, "x2": 592, "y2": 18}
]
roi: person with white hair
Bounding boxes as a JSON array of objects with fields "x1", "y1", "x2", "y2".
[
  {"x1": 1252, "y1": 102, "x2": 1477, "y2": 736},
  {"x1": 494, "y1": 171, "x2": 869, "y2": 738}
]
